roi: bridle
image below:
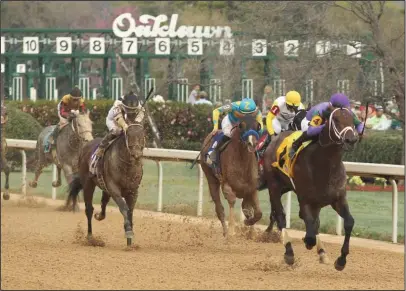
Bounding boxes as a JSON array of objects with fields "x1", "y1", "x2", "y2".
[
  {"x1": 318, "y1": 107, "x2": 355, "y2": 149},
  {"x1": 124, "y1": 123, "x2": 144, "y2": 159}
]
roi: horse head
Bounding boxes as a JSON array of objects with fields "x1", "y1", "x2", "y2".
[
  {"x1": 124, "y1": 121, "x2": 145, "y2": 160},
  {"x1": 321, "y1": 105, "x2": 358, "y2": 150},
  {"x1": 72, "y1": 110, "x2": 94, "y2": 142},
  {"x1": 234, "y1": 114, "x2": 261, "y2": 153}
]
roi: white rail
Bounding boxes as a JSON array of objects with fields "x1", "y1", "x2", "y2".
[{"x1": 4, "y1": 138, "x2": 405, "y2": 243}]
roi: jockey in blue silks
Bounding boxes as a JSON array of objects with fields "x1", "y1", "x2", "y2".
[
  {"x1": 207, "y1": 98, "x2": 264, "y2": 164},
  {"x1": 289, "y1": 93, "x2": 365, "y2": 159}
]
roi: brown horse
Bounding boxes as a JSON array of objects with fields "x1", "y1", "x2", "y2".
[
  {"x1": 200, "y1": 116, "x2": 262, "y2": 238},
  {"x1": 67, "y1": 118, "x2": 145, "y2": 246},
  {"x1": 263, "y1": 106, "x2": 358, "y2": 271}
]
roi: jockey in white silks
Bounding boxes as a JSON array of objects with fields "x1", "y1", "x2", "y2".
[
  {"x1": 257, "y1": 91, "x2": 305, "y2": 157},
  {"x1": 93, "y1": 92, "x2": 145, "y2": 159}
]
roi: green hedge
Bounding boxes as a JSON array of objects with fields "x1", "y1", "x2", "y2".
[
  {"x1": 3, "y1": 104, "x2": 43, "y2": 170},
  {"x1": 4, "y1": 100, "x2": 404, "y2": 165}
]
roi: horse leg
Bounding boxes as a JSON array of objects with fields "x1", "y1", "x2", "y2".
[
  {"x1": 202, "y1": 166, "x2": 227, "y2": 236},
  {"x1": 300, "y1": 203, "x2": 318, "y2": 250},
  {"x1": 29, "y1": 156, "x2": 46, "y2": 188},
  {"x1": 83, "y1": 179, "x2": 96, "y2": 239},
  {"x1": 331, "y1": 196, "x2": 354, "y2": 271},
  {"x1": 51, "y1": 166, "x2": 62, "y2": 187},
  {"x1": 2, "y1": 156, "x2": 10, "y2": 200},
  {"x1": 110, "y1": 186, "x2": 133, "y2": 245},
  {"x1": 311, "y1": 206, "x2": 329, "y2": 264},
  {"x1": 243, "y1": 191, "x2": 262, "y2": 226},
  {"x1": 94, "y1": 191, "x2": 110, "y2": 221},
  {"x1": 268, "y1": 181, "x2": 294, "y2": 265},
  {"x1": 123, "y1": 190, "x2": 138, "y2": 246},
  {"x1": 222, "y1": 183, "x2": 236, "y2": 237}
]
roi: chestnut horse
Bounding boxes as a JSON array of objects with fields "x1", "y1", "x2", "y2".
[
  {"x1": 263, "y1": 106, "x2": 359, "y2": 271},
  {"x1": 200, "y1": 116, "x2": 263, "y2": 238}
]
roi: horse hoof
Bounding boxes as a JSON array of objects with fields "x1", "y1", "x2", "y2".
[
  {"x1": 3, "y1": 192, "x2": 10, "y2": 200},
  {"x1": 87, "y1": 234, "x2": 93, "y2": 240},
  {"x1": 284, "y1": 254, "x2": 295, "y2": 265},
  {"x1": 303, "y1": 236, "x2": 316, "y2": 250},
  {"x1": 334, "y1": 258, "x2": 346, "y2": 271},
  {"x1": 319, "y1": 252, "x2": 329, "y2": 264},
  {"x1": 29, "y1": 181, "x2": 37, "y2": 188},
  {"x1": 52, "y1": 181, "x2": 61, "y2": 187},
  {"x1": 127, "y1": 238, "x2": 132, "y2": 246},
  {"x1": 94, "y1": 213, "x2": 105, "y2": 221}
]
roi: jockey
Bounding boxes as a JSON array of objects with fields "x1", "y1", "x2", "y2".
[
  {"x1": 50, "y1": 87, "x2": 86, "y2": 144},
  {"x1": 258, "y1": 91, "x2": 304, "y2": 157},
  {"x1": 289, "y1": 93, "x2": 365, "y2": 159},
  {"x1": 207, "y1": 98, "x2": 263, "y2": 164},
  {"x1": 94, "y1": 92, "x2": 145, "y2": 159}
]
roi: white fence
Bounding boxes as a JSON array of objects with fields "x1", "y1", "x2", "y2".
[{"x1": 5, "y1": 138, "x2": 405, "y2": 243}]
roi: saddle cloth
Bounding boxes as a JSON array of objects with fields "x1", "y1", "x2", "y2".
[
  {"x1": 271, "y1": 131, "x2": 312, "y2": 179},
  {"x1": 89, "y1": 135, "x2": 120, "y2": 175},
  {"x1": 43, "y1": 126, "x2": 57, "y2": 153}
]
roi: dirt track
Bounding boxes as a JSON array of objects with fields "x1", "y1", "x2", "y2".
[{"x1": 1, "y1": 195, "x2": 404, "y2": 290}]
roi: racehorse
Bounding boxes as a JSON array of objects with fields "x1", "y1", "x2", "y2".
[
  {"x1": 29, "y1": 111, "x2": 93, "y2": 194},
  {"x1": 67, "y1": 112, "x2": 145, "y2": 246},
  {"x1": 1, "y1": 104, "x2": 10, "y2": 200},
  {"x1": 200, "y1": 116, "x2": 262, "y2": 238},
  {"x1": 263, "y1": 105, "x2": 359, "y2": 271}
]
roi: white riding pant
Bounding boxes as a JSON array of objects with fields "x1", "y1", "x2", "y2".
[
  {"x1": 221, "y1": 115, "x2": 236, "y2": 137},
  {"x1": 106, "y1": 117, "x2": 123, "y2": 135},
  {"x1": 272, "y1": 118, "x2": 290, "y2": 135},
  {"x1": 301, "y1": 118, "x2": 310, "y2": 132}
]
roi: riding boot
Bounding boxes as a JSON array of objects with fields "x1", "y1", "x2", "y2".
[
  {"x1": 258, "y1": 134, "x2": 272, "y2": 158},
  {"x1": 208, "y1": 135, "x2": 231, "y2": 164},
  {"x1": 289, "y1": 131, "x2": 311, "y2": 159},
  {"x1": 95, "y1": 132, "x2": 116, "y2": 158}
]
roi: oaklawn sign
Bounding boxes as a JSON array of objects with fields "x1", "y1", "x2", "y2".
[{"x1": 112, "y1": 13, "x2": 233, "y2": 39}]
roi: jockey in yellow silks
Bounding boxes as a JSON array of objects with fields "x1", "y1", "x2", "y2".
[
  {"x1": 207, "y1": 98, "x2": 264, "y2": 164},
  {"x1": 258, "y1": 91, "x2": 304, "y2": 157}
]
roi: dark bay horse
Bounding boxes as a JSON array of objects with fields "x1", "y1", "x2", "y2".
[
  {"x1": 67, "y1": 120, "x2": 145, "y2": 246},
  {"x1": 263, "y1": 106, "x2": 359, "y2": 271},
  {"x1": 1, "y1": 102, "x2": 10, "y2": 200},
  {"x1": 29, "y1": 111, "x2": 93, "y2": 190},
  {"x1": 200, "y1": 116, "x2": 262, "y2": 238}
]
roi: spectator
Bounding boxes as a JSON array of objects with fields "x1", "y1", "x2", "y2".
[
  {"x1": 351, "y1": 101, "x2": 362, "y2": 120},
  {"x1": 262, "y1": 85, "x2": 274, "y2": 116},
  {"x1": 187, "y1": 84, "x2": 200, "y2": 105},
  {"x1": 194, "y1": 91, "x2": 213, "y2": 106},
  {"x1": 366, "y1": 105, "x2": 391, "y2": 130},
  {"x1": 390, "y1": 108, "x2": 402, "y2": 130}
]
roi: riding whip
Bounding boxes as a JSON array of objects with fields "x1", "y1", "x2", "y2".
[{"x1": 359, "y1": 101, "x2": 369, "y2": 142}]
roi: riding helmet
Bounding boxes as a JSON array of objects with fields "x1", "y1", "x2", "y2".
[
  {"x1": 239, "y1": 98, "x2": 257, "y2": 114},
  {"x1": 70, "y1": 86, "x2": 83, "y2": 99},
  {"x1": 121, "y1": 91, "x2": 140, "y2": 110},
  {"x1": 285, "y1": 91, "x2": 301, "y2": 107},
  {"x1": 330, "y1": 93, "x2": 350, "y2": 108}
]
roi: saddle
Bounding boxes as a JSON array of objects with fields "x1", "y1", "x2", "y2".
[
  {"x1": 271, "y1": 131, "x2": 312, "y2": 179},
  {"x1": 89, "y1": 135, "x2": 120, "y2": 191}
]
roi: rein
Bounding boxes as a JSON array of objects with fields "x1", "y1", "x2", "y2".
[{"x1": 318, "y1": 108, "x2": 355, "y2": 148}]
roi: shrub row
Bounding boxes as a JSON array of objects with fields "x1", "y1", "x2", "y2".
[{"x1": 3, "y1": 100, "x2": 404, "y2": 165}]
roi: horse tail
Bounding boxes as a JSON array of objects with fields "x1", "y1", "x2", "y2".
[{"x1": 68, "y1": 174, "x2": 83, "y2": 201}]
